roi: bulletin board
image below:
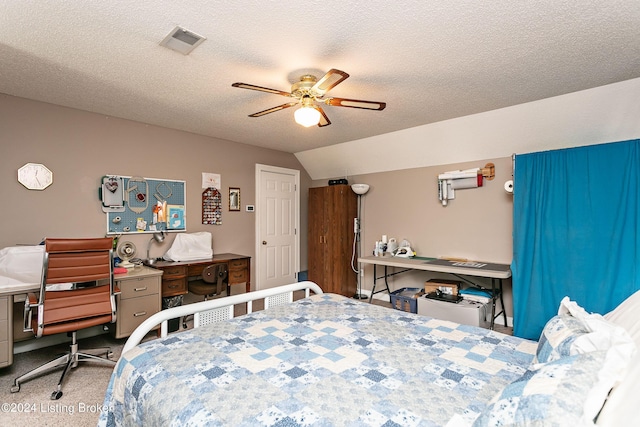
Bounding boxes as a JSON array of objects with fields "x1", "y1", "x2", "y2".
[{"x1": 103, "y1": 175, "x2": 186, "y2": 234}]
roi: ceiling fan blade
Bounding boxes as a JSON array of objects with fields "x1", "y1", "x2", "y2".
[
  {"x1": 248, "y1": 102, "x2": 298, "y2": 117},
  {"x1": 314, "y1": 106, "x2": 331, "y2": 127},
  {"x1": 325, "y1": 97, "x2": 386, "y2": 111},
  {"x1": 311, "y1": 69, "x2": 349, "y2": 95},
  {"x1": 232, "y1": 82, "x2": 292, "y2": 97}
]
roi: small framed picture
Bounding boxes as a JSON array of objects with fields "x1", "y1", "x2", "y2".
[{"x1": 229, "y1": 187, "x2": 240, "y2": 211}]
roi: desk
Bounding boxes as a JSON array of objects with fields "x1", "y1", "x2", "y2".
[
  {"x1": 0, "y1": 266, "x2": 162, "y2": 367},
  {"x1": 358, "y1": 256, "x2": 510, "y2": 329},
  {"x1": 147, "y1": 253, "x2": 251, "y2": 297}
]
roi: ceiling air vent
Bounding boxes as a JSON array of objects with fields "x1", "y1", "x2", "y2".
[{"x1": 160, "y1": 26, "x2": 206, "y2": 55}]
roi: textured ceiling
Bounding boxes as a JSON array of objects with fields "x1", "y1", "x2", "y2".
[{"x1": 1, "y1": 1, "x2": 639, "y2": 154}]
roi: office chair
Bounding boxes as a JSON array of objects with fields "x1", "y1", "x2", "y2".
[
  {"x1": 10, "y1": 238, "x2": 118, "y2": 400},
  {"x1": 182, "y1": 263, "x2": 228, "y2": 328}
]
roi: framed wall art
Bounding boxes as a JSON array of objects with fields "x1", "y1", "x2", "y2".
[{"x1": 229, "y1": 187, "x2": 240, "y2": 211}]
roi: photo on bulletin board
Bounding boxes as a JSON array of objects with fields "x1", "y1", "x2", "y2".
[
  {"x1": 104, "y1": 175, "x2": 186, "y2": 234},
  {"x1": 167, "y1": 205, "x2": 185, "y2": 229},
  {"x1": 229, "y1": 187, "x2": 240, "y2": 211}
]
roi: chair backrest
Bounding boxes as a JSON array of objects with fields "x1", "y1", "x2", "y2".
[
  {"x1": 34, "y1": 238, "x2": 116, "y2": 337},
  {"x1": 201, "y1": 263, "x2": 227, "y2": 284}
]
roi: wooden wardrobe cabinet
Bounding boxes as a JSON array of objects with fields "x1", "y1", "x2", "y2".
[{"x1": 308, "y1": 184, "x2": 357, "y2": 297}]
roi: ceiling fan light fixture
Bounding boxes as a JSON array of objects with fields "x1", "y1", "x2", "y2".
[{"x1": 294, "y1": 106, "x2": 321, "y2": 127}]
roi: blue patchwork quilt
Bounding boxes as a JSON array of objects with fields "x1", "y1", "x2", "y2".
[{"x1": 99, "y1": 293, "x2": 536, "y2": 426}]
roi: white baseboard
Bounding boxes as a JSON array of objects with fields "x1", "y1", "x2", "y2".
[{"x1": 357, "y1": 289, "x2": 390, "y2": 302}]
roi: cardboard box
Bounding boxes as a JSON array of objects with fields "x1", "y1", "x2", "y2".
[
  {"x1": 424, "y1": 279, "x2": 460, "y2": 296},
  {"x1": 417, "y1": 295, "x2": 489, "y2": 328}
]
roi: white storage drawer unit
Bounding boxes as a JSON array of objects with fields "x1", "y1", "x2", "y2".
[{"x1": 417, "y1": 296, "x2": 489, "y2": 328}]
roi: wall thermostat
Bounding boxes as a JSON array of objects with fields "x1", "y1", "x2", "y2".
[{"x1": 246, "y1": 205, "x2": 255, "y2": 212}]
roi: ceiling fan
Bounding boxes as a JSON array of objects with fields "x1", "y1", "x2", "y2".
[{"x1": 232, "y1": 69, "x2": 386, "y2": 127}]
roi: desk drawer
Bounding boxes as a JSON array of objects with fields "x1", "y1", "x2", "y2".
[
  {"x1": 228, "y1": 269, "x2": 247, "y2": 284},
  {"x1": 119, "y1": 276, "x2": 159, "y2": 299},
  {"x1": 161, "y1": 265, "x2": 187, "y2": 279},
  {"x1": 0, "y1": 297, "x2": 7, "y2": 321},
  {"x1": 162, "y1": 278, "x2": 187, "y2": 296},
  {"x1": 188, "y1": 264, "x2": 205, "y2": 277},
  {"x1": 0, "y1": 341, "x2": 8, "y2": 366},
  {"x1": 117, "y1": 294, "x2": 159, "y2": 337},
  {"x1": 229, "y1": 259, "x2": 248, "y2": 270},
  {"x1": 0, "y1": 319, "x2": 7, "y2": 341}
]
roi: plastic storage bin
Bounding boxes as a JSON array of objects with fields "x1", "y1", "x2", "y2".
[
  {"x1": 389, "y1": 287, "x2": 423, "y2": 313},
  {"x1": 417, "y1": 295, "x2": 489, "y2": 328}
]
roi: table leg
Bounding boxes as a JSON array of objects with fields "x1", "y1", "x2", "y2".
[
  {"x1": 490, "y1": 279, "x2": 496, "y2": 330},
  {"x1": 369, "y1": 264, "x2": 378, "y2": 303},
  {"x1": 490, "y1": 278, "x2": 507, "y2": 330},
  {"x1": 369, "y1": 265, "x2": 392, "y2": 303}
]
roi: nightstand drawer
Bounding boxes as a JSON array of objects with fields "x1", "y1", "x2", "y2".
[{"x1": 119, "y1": 276, "x2": 159, "y2": 299}]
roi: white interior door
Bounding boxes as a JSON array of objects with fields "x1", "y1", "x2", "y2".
[{"x1": 255, "y1": 164, "x2": 299, "y2": 290}]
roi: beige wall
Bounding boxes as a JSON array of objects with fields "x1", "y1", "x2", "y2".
[
  {"x1": 312, "y1": 156, "x2": 515, "y2": 320},
  {"x1": 0, "y1": 94, "x2": 311, "y2": 281},
  {"x1": 1, "y1": 93, "x2": 514, "y2": 319}
]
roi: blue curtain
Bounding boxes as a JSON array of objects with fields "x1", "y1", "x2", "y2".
[{"x1": 512, "y1": 139, "x2": 640, "y2": 339}]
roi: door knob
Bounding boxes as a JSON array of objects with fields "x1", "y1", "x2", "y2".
[{"x1": 262, "y1": 241, "x2": 267, "y2": 245}]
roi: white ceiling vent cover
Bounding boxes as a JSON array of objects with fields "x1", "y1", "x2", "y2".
[{"x1": 160, "y1": 26, "x2": 206, "y2": 55}]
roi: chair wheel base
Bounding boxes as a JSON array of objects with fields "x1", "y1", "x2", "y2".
[
  {"x1": 51, "y1": 390, "x2": 63, "y2": 400},
  {"x1": 10, "y1": 385, "x2": 20, "y2": 393}
]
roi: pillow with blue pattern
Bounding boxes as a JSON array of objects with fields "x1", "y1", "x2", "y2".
[
  {"x1": 473, "y1": 351, "x2": 608, "y2": 426},
  {"x1": 534, "y1": 313, "x2": 589, "y2": 363}
]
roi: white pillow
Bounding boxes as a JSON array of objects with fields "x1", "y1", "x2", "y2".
[
  {"x1": 596, "y1": 352, "x2": 640, "y2": 426},
  {"x1": 555, "y1": 297, "x2": 635, "y2": 363},
  {"x1": 597, "y1": 290, "x2": 640, "y2": 426},
  {"x1": 604, "y1": 290, "x2": 640, "y2": 348},
  {"x1": 549, "y1": 297, "x2": 636, "y2": 423}
]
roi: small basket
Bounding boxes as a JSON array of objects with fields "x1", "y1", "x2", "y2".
[{"x1": 389, "y1": 287, "x2": 423, "y2": 313}]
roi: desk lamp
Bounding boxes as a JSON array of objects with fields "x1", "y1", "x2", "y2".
[
  {"x1": 146, "y1": 231, "x2": 166, "y2": 262},
  {"x1": 351, "y1": 184, "x2": 369, "y2": 299}
]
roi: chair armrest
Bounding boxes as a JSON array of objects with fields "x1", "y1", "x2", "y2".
[{"x1": 23, "y1": 292, "x2": 38, "y2": 332}]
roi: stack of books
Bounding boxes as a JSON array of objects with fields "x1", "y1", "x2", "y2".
[{"x1": 459, "y1": 287, "x2": 493, "y2": 304}]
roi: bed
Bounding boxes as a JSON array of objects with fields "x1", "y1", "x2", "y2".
[{"x1": 99, "y1": 281, "x2": 639, "y2": 427}]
